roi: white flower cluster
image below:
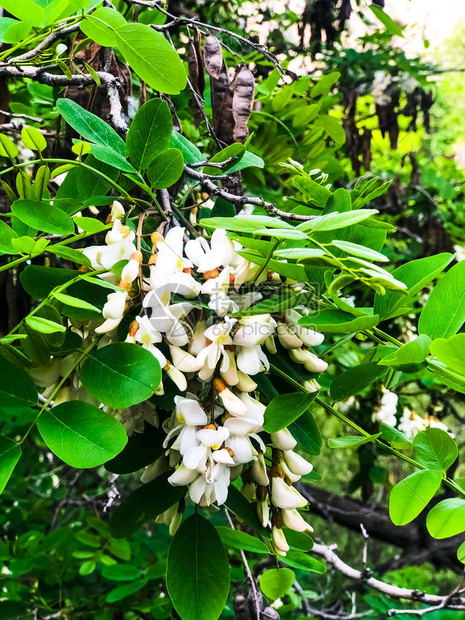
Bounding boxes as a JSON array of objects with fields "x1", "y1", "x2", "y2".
[
  {"x1": 372, "y1": 388, "x2": 450, "y2": 440},
  {"x1": 78, "y1": 202, "x2": 328, "y2": 552}
]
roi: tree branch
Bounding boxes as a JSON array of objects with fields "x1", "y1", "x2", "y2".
[
  {"x1": 312, "y1": 542, "x2": 465, "y2": 613},
  {"x1": 5, "y1": 23, "x2": 79, "y2": 64},
  {"x1": 0, "y1": 65, "x2": 127, "y2": 134},
  {"x1": 184, "y1": 165, "x2": 316, "y2": 221}
]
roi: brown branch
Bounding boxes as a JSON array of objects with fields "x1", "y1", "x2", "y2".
[
  {"x1": 184, "y1": 164, "x2": 317, "y2": 221},
  {"x1": 0, "y1": 65, "x2": 127, "y2": 134}
]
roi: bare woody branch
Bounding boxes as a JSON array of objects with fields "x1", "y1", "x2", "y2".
[
  {"x1": 0, "y1": 65, "x2": 127, "y2": 134},
  {"x1": 184, "y1": 165, "x2": 316, "y2": 221},
  {"x1": 312, "y1": 542, "x2": 465, "y2": 614}
]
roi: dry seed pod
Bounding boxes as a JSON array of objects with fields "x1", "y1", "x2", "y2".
[
  {"x1": 232, "y1": 64, "x2": 255, "y2": 143},
  {"x1": 203, "y1": 35, "x2": 223, "y2": 79},
  {"x1": 211, "y1": 63, "x2": 229, "y2": 135},
  {"x1": 216, "y1": 70, "x2": 237, "y2": 144}
]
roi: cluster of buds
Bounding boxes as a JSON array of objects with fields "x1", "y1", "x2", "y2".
[{"x1": 65, "y1": 203, "x2": 329, "y2": 550}]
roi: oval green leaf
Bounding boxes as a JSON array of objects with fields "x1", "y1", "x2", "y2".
[
  {"x1": 80, "y1": 342, "x2": 161, "y2": 409},
  {"x1": 389, "y1": 470, "x2": 443, "y2": 526},
  {"x1": 426, "y1": 498, "x2": 465, "y2": 539},
  {"x1": 37, "y1": 401, "x2": 128, "y2": 468},
  {"x1": 11, "y1": 199, "x2": 74, "y2": 235},
  {"x1": 147, "y1": 148, "x2": 184, "y2": 189},
  {"x1": 167, "y1": 514, "x2": 230, "y2": 620},
  {"x1": 260, "y1": 567, "x2": 295, "y2": 601}
]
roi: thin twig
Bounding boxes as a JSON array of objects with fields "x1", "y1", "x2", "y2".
[
  {"x1": 6, "y1": 23, "x2": 79, "y2": 64},
  {"x1": 225, "y1": 508, "x2": 262, "y2": 620},
  {"x1": 184, "y1": 165, "x2": 317, "y2": 221}
]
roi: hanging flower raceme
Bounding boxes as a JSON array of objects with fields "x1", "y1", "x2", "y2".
[{"x1": 48, "y1": 206, "x2": 327, "y2": 548}]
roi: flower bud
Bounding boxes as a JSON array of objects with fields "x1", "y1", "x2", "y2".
[
  {"x1": 164, "y1": 361, "x2": 187, "y2": 391},
  {"x1": 257, "y1": 500, "x2": 270, "y2": 528},
  {"x1": 214, "y1": 379, "x2": 248, "y2": 417},
  {"x1": 277, "y1": 323, "x2": 302, "y2": 349},
  {"x1": 270, "y1": 428, "x2": 297, "y2": 451},
  {"x1": 282, "y1": 509, "x2": 314, "y2": 533},
  {"x1": 251, "y1": 453, "x2": 269, "y2": 486},
  {"x1": 272, "y1": 526, "x2": 289, "y2": 555},
  {"x1": 102, "y1": 290, "x2": 127, "y2": 320},
  {"x1": 303, "y1": 379, "x2": 321, "y2": 393},
  {"x1": 121, "y1": 258, "x2": 140, "y2": 284},
  {"x1": 236, "y1": 370, "x2": 258, "y2": 392},
  {"x1": 169, "y1": 345, "x2": 202, "y2": 372},
  {"x1": 110, "y1": 200, "x2": 125, "y2": 222},
  {"x1": 271, "y1": 477, "x2": 307, "y2": 509},
  {"x1": 168, "y1": 464, "x2": 199, "y2": 486},
  {"x1": 284, "y1": 450, "x2": 313, "y2": 476}
]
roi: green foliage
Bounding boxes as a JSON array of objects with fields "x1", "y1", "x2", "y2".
[{"x1": 167, "y1": 515, "x2": 230, "y2": 620}]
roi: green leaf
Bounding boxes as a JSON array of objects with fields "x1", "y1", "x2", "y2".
[
  {"x1": 254, "y1": 227, "x2": 308, "y2": 240},
  {"x1": 289, "y1": 410, "x2": 322, "y2": 456},
  {"x1": 0, "y1": 17, "x2": 31, "y2": 44},
  {"x1": 90, "y1": 144, "x2": 136, "y2": 174},
  {"x1": 297, "y1": 209, "x2": 379, "y2": 232},
  {"x1": 293, "y1": 176, "x2": 332, "y2": 208},
  {"x1": 25, "y1": 316, "x2": 66, "y2": 334},
  {"x1": 11, "y1": 199, "x2": 74, "y2": 235},
  {"x1": 80, "y1": 7, "x2": 126, "y2": 47},
  {"x1": 369, "y1": 4, "x2": 404, "y2": 37},
  {"x1": 413, "y1": 428, "x2": 458, "y2": 471},
  {"x1": 0, "y1": 0, "x2": 44, "y2": 24},
  {"x1": 260, "y1": 568, "x2": 295, "y2": 601},
  {"x1": 280, "y1": 551, "x2": 326, "y2": 574},
  {"x1": 430, "y1": 334, "x2": 465, "y2": 376},
  {"x1": 47, "y1": 245, "x2": 92, "y2": 267},
  {"x1": 73, "y1": 216, "x2": 108, "y2": 233},
  {"x1": 0, "y1": 220, "x2": 19, "y2": 254},
  {"x1": 374, "y1": 253, "x2": 453, "y2": 320},
  {"x1": 105, "y1": 424, "x2": 165, "y2": 474},
  {"x1": 328, "y1": 433, "x2": 381, "y2": 449},
  {"x1": 419, "y1": 261, "x2": 465, "y2": 340},
  {"x1": 147, "y1": 148, "x2": 184, "y2": 189},
  {"x1": 311, "y1": 71, "x2": 340, "y2": 97},
  {"x1": 389, "y1": 470, "x2": 442, "y2": 526},
  {"x1": 109, "y1": 473, "x2": 185, "y2": 538},
  {"x1": 379, "y1": 423, "x2": 412, "y2": 450},
  {"x1": 0, "y1": 134, "x2": 19, "y2": 159},
  {"x1": 299, "y1": 309, "x2": 379, "y2": 334},
  {"x1": 115, "y1": 23, "x2": 187, "y2": 95},
  {"x1": 0, "y1": 436, "x2": 21, "y2": 494},
  {"x1": 101, "y1": 564, "x2": 141, "y2": 581},
  {"x1": 330, "y1": 363, "x2": 387, "y2": 401},
  {"x1": 457, "y1": 541, "x2": 465, "y2": 564},
  {"x1": 283, "y1": 529, "x2": 314, "y2": 551},
  {"x1": 167, "y1": 514, "x2": 230, "y2": 620},
  {"x1": 11, "y1": 236, "x2": 49, "y2": 255},
  {"x1": 37, "y1": 401, "x2": 127, "y2": 468},
  {"x1": 21, "y1": 126, "x2": 47, "y2": 153},
  {"x1": 80, "y1": 343, "x2": 162, "y2": 409},
  {"x1": 379, "y1": 334, "x2": 431, "y2": 373},
  {"x1": 264, "y1": 392, "x2": 316, "y2": 433},
  {"x1": 56, "y1": 98, "x2": 126, "y2": 156},
  {"x1": 53, "y1": 292, "x2": 101, "y2": 312},
  {"x1": 331, "y1": 239, "x2": 388, "y2": 262},
  {"x1": 426, "y1": 498, "x2": 465, "y2": 539},
  {"x1": 126, "y1": 98, "x2": 172, "y2": 170},
  {"x1": 106, "y1": 579, "x2": 148, "y2": 603},
  {"x1": 169, "y1": 131, "x2": 203, "y2": 164},
  {"x1": 0, "y1": 355, "x2": 37, "y2": 408},
  {"x1": 216, "y1": 527, "x2": 269, "y2": 554}
]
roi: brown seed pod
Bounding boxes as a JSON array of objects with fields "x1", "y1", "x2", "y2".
[
  {"x1": 216, "y1": 69, "x2": 237, "y2": 144},
  {"x1": 210, "y1": 64, "x2": 230, "y2": 136},
  {"x1": 232, "y1": 64, "x2": 255, "y2": 143},
  {"x1": 203, "y1": 35, "x2": 223, "y2": 79}
]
